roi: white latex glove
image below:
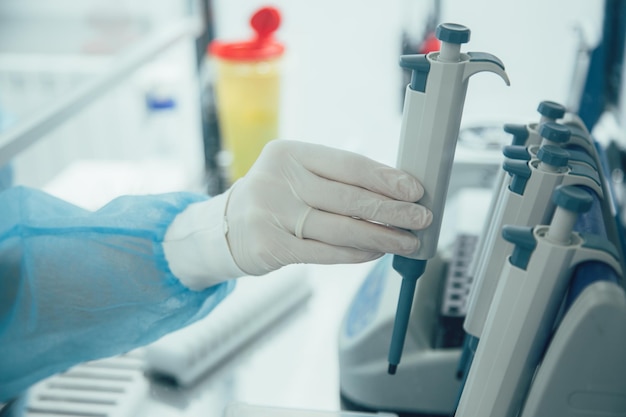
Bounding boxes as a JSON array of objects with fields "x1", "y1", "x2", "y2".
[{"x1": 226, "y1": 140, "x2": 432, "y2": 276}]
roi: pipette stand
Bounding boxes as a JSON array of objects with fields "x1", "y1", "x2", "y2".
[
  {"x1": 466, "y1": 100, "x2": 568, "y2": 301},
  {"x1": 457, "y1": 103, "x2": 626, "y2": 417},
  {"x1": 339, "y1": 94, "x2": 626, "y2": 416},
  {"x1": 467, "y1": 101, "x2": 597, "y2": 301},
  {"x1": 464, "y1": 121, "x2": 607, "y2": 339},
  {"x1": 456, "y1": 185, "x2": 625, "y2": 417}
]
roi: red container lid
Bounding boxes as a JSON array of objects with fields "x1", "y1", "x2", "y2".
[{"x1": 209, "y1": 6, "x2": 284, "y2": 61}]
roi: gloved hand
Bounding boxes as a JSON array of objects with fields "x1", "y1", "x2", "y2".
[{"x1": 226, "y1": 140, "x2": 432, "y2": 275}]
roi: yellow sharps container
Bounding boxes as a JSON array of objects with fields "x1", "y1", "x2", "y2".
[{"x1": 209, "y1": 7, "x2": 284, "y2": 183}]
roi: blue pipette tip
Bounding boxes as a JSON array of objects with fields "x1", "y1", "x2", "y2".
[{"x1": 387, "y1": 257, "x2": 427, "y2": 375}]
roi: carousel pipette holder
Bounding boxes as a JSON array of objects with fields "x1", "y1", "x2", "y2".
[
  {"x1": 463, "y1": 121, "x2": 606, "y2": 340},
  {"x1": 340, "y1": 90, "x2": 626, "y2": 415},
  {"x1": 455, "y1": 184, "x2": 626, "y2": 417},
  {"x1": 468, "y1": 100, "x2": 596, "y2": 290},
  {"x1": 465, "y1": 101, "x2": 567, "y2": 308},
  {"x1": 458, "y1": 114, "x2": 626, "y2": 382},
  {"x1": 518, "y1": 266, "x2": 626, "y2": 417}
]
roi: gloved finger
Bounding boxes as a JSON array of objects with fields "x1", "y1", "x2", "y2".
[
  {"x1": 278, "y1": 141, "x2": 425, "y2": 202},
  {"x1": 291, "y1": 169, "x2": 432, "y2": 230},
  {"x1": 269, "y1": 236, "x2": 385, "y2": 266},
  {"x1": 298, "y1": 207, "x2": 421, "y2": 255},
  {"x1": 233, "y1": 223, "x2": 385, "y2": 275}
]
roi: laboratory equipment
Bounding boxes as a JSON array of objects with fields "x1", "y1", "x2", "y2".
[
  {"x1": 20, "y1": 352, "x2": 148, "y2": 417},
  {"x1": 463, "y1": 121, "x2": 606, "y2": 339},
  {"x1": 465, "y1": 100, "x2": 568, "y2": 296},
  {"x1": 462, "y1": 101, "x2": 608, "y2": 338},
  {"x1": 339, "y1": 104, "x2": 626, "y2": 416},
  {"x1": 455, "y1": 185, "x2": 623, "y2": 417},
  {"x1": 455, "y1": 98, "x2": 624, "y2": 390},
  {"x1": 339, "y1": 235, "x2": 481, "y2": 415},
  {"x1": 517, "y1": 276, "x2": 626, "y2": 416},
  {"x1": 209, "y1": 6, "x2": 284, "y2": 183},
  {"x1": 454, "y1": 96, "x2": 626, "y2": 416},
  {"x1": 388, "y1": 22, "x2": 509, "y2": 374}
]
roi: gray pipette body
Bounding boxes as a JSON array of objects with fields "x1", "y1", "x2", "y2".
[{"x1": 388, "y1": 23, "x2": 509, "y2": 374}]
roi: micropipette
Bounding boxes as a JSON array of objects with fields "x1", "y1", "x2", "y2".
[
  {"x1": 388, "y1": 23, "x2": 509, "y2": 375},
  {"x1": 456, "y1": 185, "x2": 622, "y2": 417}
]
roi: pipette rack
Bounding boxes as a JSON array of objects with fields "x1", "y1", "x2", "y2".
[{"x1": 338, "y1": 102, "x2": 626, "y2": 417}]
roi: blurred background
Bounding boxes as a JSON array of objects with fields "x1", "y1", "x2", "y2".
[{"x1": 0, "y1": 0, "x2": 614, "y2": 207}]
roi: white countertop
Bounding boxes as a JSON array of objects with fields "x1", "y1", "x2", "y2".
[{"x1": 141, "y1": 262, "x2": 375, "y2": 417}]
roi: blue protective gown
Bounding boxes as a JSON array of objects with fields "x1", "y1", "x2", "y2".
[{"x1": 0, "y1": 185, "x2": 234, "y2": 402}]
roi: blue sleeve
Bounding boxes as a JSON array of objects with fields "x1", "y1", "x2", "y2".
[{"x1": 0, "y1": 186, "x2": 235, "y2": 402}]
